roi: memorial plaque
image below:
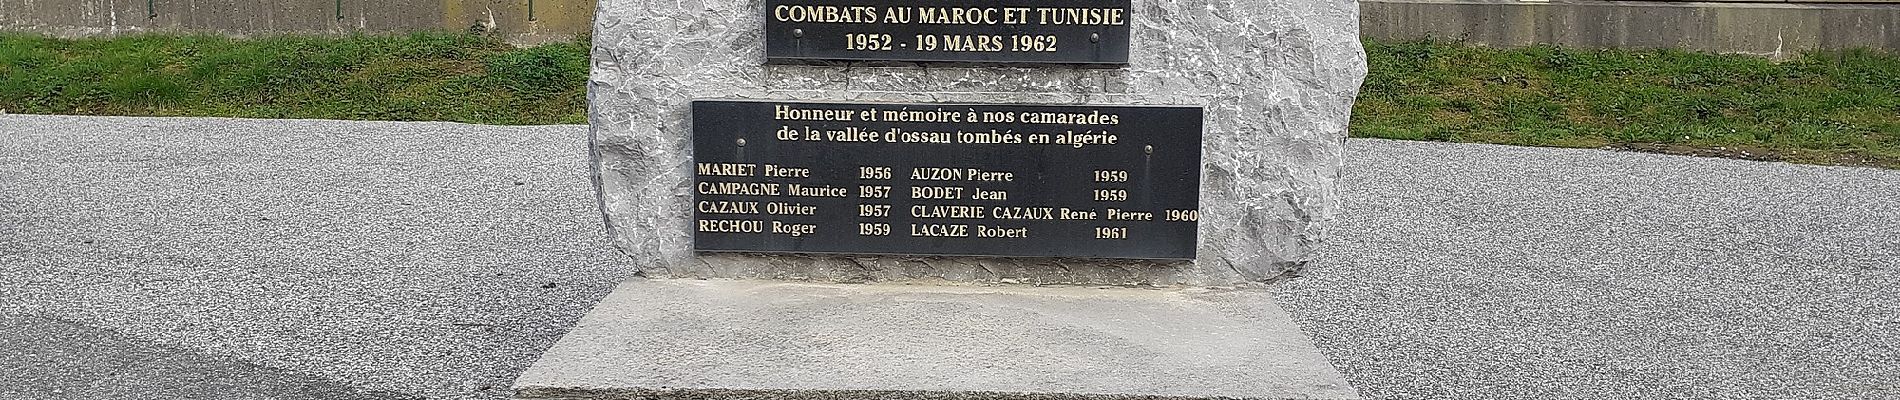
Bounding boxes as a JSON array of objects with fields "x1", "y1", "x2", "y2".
[
  {"x1": 692, "y1": 100, "x2": 1202, "y2": 259},
  {"x1": 764, "y1": 0, "x2": 1132, "y2": 65}
]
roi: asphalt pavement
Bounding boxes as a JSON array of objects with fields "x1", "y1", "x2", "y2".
[
  {"x1": 2, "y1": 115, "x2": 1895, "y2": 399},
  {"x1": 0, "y1": 115, "x2": 631, "y2": 399},
  {"x1": 1275, "y1": 139, "x2": 1900, "y2": 399}
]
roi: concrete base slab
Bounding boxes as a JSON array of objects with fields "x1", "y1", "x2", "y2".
[{"x1": 512, "y1": 279, "x2": 1358, "y2": 399}]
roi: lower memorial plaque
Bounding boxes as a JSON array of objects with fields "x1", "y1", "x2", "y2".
[{"x1": 692, "y1": 100, "x2": 1202, "y2": 259}]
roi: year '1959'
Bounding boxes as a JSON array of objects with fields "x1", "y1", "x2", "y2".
[{"x1": 845, "y1": 33, "x2": 1059, "y2": 52}]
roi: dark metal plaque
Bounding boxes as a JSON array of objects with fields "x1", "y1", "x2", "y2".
[
  {"x1": 692, "y1": 100, "x2": 1201, "y2": 259},
  {"x1": 764, "y1": 0, "x2": 1132, "y2": 65}
]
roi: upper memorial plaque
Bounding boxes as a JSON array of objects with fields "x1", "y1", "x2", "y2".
[{"x1": 764, "y1": 0, "x2": 1132, "y2": 65}]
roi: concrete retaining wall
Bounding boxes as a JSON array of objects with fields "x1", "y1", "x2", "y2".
[
  {"x1": 1361, "y1": 0, "x2": 1900, "y2": 56},
  {"x1": 0, "y1": 0, "x2": 593, "y2": 44}
]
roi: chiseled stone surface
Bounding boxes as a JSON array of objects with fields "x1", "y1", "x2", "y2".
[
  {"x1": 590, "y1": 0, "x2": 1366, "y2": 286},
  {"x1": 513, "y1": 279, "x2": 1361, "y2": 399}
]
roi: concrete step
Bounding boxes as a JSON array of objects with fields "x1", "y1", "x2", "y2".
[{"x1": 512, "y1": 279, "x2": 1359, "y2": 400}]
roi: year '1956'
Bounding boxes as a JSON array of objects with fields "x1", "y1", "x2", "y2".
[{"x1": 845, "y1": 33, "x2": 1058, "y2": 52}]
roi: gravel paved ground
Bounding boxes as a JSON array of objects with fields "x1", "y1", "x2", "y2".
[
  {"x1": 0, "y1": 115, "x2": 631, "y2": 399},
  {"x1": 1276, "y1": 139, "x2": 1900, "y2": 399},
  {"x1": 3, "y1": 115, "x2": 1895, "y2": 399}
]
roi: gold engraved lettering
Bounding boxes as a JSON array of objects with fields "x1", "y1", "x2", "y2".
[
  {"x1": 762, "y1": 164, "x2": 812, "y2": 178},
  {"x1": 1034, "y1": 7, "x2": 1126, "y2": 25},
  {"x1": 697, "y1": 201, "x2": 759, "y2": 214},
  {"x1": 938, "y1": 34, "x2": 1005, "y2": 52},
  {"x1": 1019, "y1": 110, "x2": 1120, "y2": 125},
  {"x1": 697, "y1": 219, "x2": 763, "y2": 233},
  {"x1": 893, "y1": 128, "x2": 953, "y2": 143},
  {"x1": 858, "y1": 222, "x2": 892, "y2": 236},
  {"x1": 911, "y1": 167, "x2": 963, "y2": 181},
  {"x1": 959, "y1": 129, "x2": 1023, "y2": 144},
  {"x1": 858, "y1": 185, "x2": 893, "y2": 198},
  {"x1": 1058, "y1": 207, "x2": 1097, "y2": 220},
  {"x1": 765, "y1": 202, "x2": 818, "y2": 215},
  {"x1": 910, "y1": 204, "x2": 987, "y2": 219},
  {"x1": 844, "y1": 33, "x2": 894, "y2": 51},
  {"x1": 1054, "y1": 130, "x2": 1120, "y2": 149},
  {"x1": 992, "y1": 206, "x2": 1055, "y2": 220},
  {"x1": 976, "y1": 225, "x2": 1029, "y2": 238},
  {"x1": 775, "y1": 104, "x2": 855, "y2": 121},
  {"x1": 769, "y1": 221, "x2": 818, "y2": 237},
  {"x1": 773, "y1": 5, "x2": 879, "y2": 23},
  {"x1": 916, "y1": 7, "x2": 999, "y2": 25},
  {"x1": 1105, "y1": 208, "x2": 1154, "y2": 221},
  {"x1": 881, "y1": 108, "x2": 963, "y2": 123},
  {"x1": 824, "y1": 127, "x2": 883, "y2": 142},
  {"x1": 858, "y1": 204, "x2": 893, "y2": 217},
  {"x1": 909, "y1": 223, "x2": 970, "y2": 237},
  {"x1": 1000, "y1": 7, "x2": 1032, "y2": 24},
  {"x1": 786, "y1": 184, "x2": 850, "y2": 197},
  {"x1": 910, "y1": 186, "x2": 966, "y2": 200},
  {"x1": 859, "y1": 166, "x2": 894, "y2": 179},
  {"x1": 965, "y1": 169, "x2": 1014, "y2": 181},
  {"x1": 698, "y1": 182, "x2": 781, "y2": 196},
  {"x1": 1008, "y1": 34, "x2": 1057, "y2": 52},
  {"x1": 695, "y1": 163, "x2": 756, "y2": 176},
  {"x1": 910, "y1": 168, "x2": 1014, "y2": 182}
]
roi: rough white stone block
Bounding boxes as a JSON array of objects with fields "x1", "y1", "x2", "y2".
[{"x1": 589, "y1": 0, "x2": 1366, "y2": 286}]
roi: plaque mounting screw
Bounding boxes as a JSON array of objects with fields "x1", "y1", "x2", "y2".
[
  {"x1": 1144, "y1": 144, "x2": 1154, "y2": 154},
  {"x1": 737, "y1": 138, "x2": 747, "y2": 147},
  {"x1": 793, "y1": 29, "x2": 804, "y2": 38},
  {"x1": 1090, "y1": 33, "x2": 1101, "y2": 43}
]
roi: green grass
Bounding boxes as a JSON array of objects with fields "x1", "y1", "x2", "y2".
[
  {"x1": 3, "y1": 33, "x2": 1897, "y2": 167},
  {"x1": 1356, "y1": 40, "x2": 1900, "y2": 168},
  {"x1": 0, "y1": 31, "x2": 587, "y2": 124}
]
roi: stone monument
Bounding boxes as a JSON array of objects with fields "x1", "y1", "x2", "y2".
[{"x1": 514, "y1": 0, "x2": 1367, "y2": 397}]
